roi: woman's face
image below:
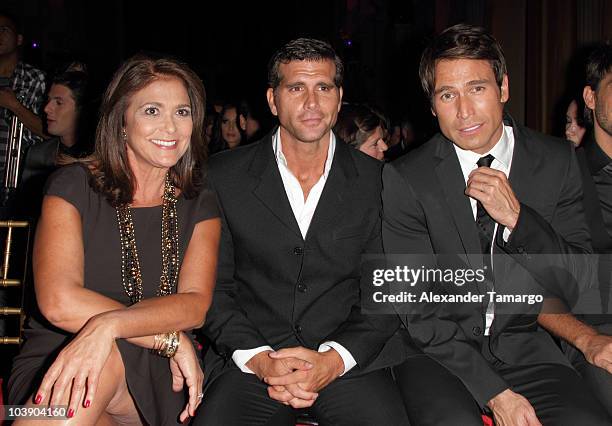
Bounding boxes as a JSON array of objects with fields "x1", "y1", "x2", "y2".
[
  {"x1": 124, "y1": 77, "x2": 193, "y2": 173},
  {"x1": 358, "y1": 126, "x2": 388, "y2": 161},
  {"x1": 44, "y1": 84, "x2": 77, "y2": 138},
  {"x1": 221, "y1": 107, "x2": 243, "y2": 149},
  {"x1": 565, "y1": 100, "x2": 586, "y2": 146}
]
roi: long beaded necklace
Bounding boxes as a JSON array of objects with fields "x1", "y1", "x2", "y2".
[{"x1": 116, "y1": 173, "x2": 180, "y2": 305}]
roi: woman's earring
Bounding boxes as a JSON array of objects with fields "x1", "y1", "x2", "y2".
[{"x1": 122, "y1": 129, "x2": 128, "y2": 140}]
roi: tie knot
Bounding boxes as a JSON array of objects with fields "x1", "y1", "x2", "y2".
[{"x1": 477, "y1": 154, "x2": 495, "y2": 168}]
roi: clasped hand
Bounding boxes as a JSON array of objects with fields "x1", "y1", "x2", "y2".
[
  {"x1": 247, "y1": 347, "x2": 344, "y2": 408},
  {"x1": 466, "y1": 167, "x2": 520, "y2": 231}
]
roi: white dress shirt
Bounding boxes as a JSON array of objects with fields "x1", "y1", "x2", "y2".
[
  {"x1": 453, "y1": 124, "x2": 515, "y2": 335},
  {"x1": 232, "y1": 129, "x2": 357, "y2": 375}
]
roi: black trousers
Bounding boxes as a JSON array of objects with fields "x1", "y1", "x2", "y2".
[
  {"x1": 561, "y1": 322, "x2": 612, "y2": 418},
  {"x1": 192, "y1": 367, "x2": 409, "y2": 426},
  {"x1": 395, "y1": 353, "x2": 611, "y2": 426}
]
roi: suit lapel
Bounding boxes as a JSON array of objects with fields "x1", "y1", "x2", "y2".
[
  {"x1": 249, "y1": 134, "x2": 303, "y2": 239},
  {"x1": 491, "y1": 119, "x2": 541, "y2": 335},
  {"x1": 507, "y1": 120, "x2": 540, "y2": 206},
  {"x1": 433, "y1": 136, "x2": 484, "y2": 271},
  {"x1": 306, "y1": 140, "x2": 356, "y2": 241}
]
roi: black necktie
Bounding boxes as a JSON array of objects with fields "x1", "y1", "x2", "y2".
[{"x1": 476, "y1": 154, "x2": 495, "y2": 255}]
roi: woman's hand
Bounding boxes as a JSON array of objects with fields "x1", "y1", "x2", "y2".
[
  {"x1": 34, "y1": 316, "x2": 116, "y2": 418},
  {"x1": 170, "y1": 332, "x2": 205, "y2": 423}
]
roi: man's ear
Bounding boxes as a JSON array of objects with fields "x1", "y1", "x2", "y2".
[
  {"x1": 239, "y1": 114, "x2": 247, "y2": 131},
  {"x1": 500, "y1": 74, "x2": 510, "y2": 103},
  {"x1": 16, "y1": 34, "x2": 23, "y2": 47},
  {"x1": 430, "y1": 106, "x2": 437, "y2": 117},
  {"x1": 583, "y1": 85, "x2": 596, "y2": 111},
  {"x1": 338, "y1": 87, "x2": 343, "y2": 111},
  {"x1": 266, "y1": 88, "x2": 278, "y2": 116}
]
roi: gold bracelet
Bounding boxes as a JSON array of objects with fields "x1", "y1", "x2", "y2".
[
  {"x1": 152, "y1": 333, "x2": 166, "y2": 353},
  {"x1": 157, "y1": 331, "x2": 180, "y2": 358}
]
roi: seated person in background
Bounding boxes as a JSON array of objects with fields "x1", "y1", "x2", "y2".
[
  {"x1": 385, "y1": 116, "x2": 415, "y2": 161},
  {"x1": 0, "y1": 9, "x2": 46, "y2": 221},
  {"x1": 18, "y1": 70, "x2": 93, "y2": 218},
  {"x1": 208, "y1": 101, "x2": 247, "y2": 154},
  {"x1": 7, "y1": 55, "x2": 221, "y2": 425},
  {"x1": 565, "y1": 96, "x2": 587, "y2": 147},
  {"x1": 333, "y1": 103, "x2": 389, "y2": 161}
]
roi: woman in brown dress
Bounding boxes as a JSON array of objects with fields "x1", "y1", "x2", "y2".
[{"x1": 8, "y1": 55, "x2": 220, "y2": 425}]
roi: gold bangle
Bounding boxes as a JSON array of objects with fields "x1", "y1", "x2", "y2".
[
  {"x1": 157, "y1": 331, "x2": 180, "y2": 358},
  {"x1": 152, "y1": 333, "x2": 166, "y2": 353}
]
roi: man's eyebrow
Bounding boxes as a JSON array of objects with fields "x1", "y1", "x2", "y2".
[
  {"x1": 466, "y1": 79, "x2": 490, "y2": 86},
  {"x1": 433, "y1": 79, "x2": 491, "y2": 95},
  {"x1": 433, "y1": 85, "x2": 455, "y2": 95}
]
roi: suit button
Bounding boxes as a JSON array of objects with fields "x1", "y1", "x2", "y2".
[
  {"x1": 294, "y1": 324, "x2": 302, "y2": 334},
  {"x1": 472, "y1": 326, "x2": 482, "y2": 336},
  {"x1": 297, "y1": 282, "x2": 307, "y2": 293},
  {"x1": 293, "y1": 247, "x2": 304, "y2": 255}
]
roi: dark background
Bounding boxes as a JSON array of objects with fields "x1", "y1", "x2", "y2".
[{"x1": 4, "y1": 0, "x2": 612, "y2": 145}]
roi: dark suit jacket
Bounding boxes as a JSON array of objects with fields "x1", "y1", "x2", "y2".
[
  {"x1": 203, "y1": 131, "x2": 408, "y2": 382},
  {"x1": 575, "y1": 136, "x2": 612, "y2": 323},
  {"x1": 576, "y1": 136, "x2": 612, "y2": 253},
  {"x1": 382, "y1": 117, "x2": 592, "y2": 407}
]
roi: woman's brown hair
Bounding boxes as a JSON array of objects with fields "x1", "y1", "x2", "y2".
[{"x1": 83, "y1": 54, "x2": 206, "y2": 206}]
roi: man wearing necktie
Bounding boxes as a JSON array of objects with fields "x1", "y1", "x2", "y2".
[{"x1": 383, "y1": 24, "x2": 611, "y2": 425}]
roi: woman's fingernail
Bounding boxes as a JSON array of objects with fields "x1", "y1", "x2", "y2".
[
  {"x1": 34, "y1": 394, "x2": 42, "y2": 404},
  {"x1": 67, "y1": 408, "x2": 74, "y2": 418},
  {"x1": 84, "y1": 400, "x2": 90, "y2": 408}
]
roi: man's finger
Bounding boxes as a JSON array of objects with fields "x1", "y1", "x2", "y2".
[
  {"x1": 526, "y1": 412, "x2": 543, "y2": 426},
  {"x1": 268, "y1": 386, "x2": 294, "y2": 402},
  {"x1": 285, "y1": 383, "x2": 318, "y2": 401},
  {"x1": 264, "y1": 370, "x2": 309, "y2": 386},
  {"x1": 468, "y1": 166, "x2": 507, "y2": 179},
  {"x1": 269, "y1": 347, "x2": 310, "y2": 360},
  {"x1": 282, "y1": 357, "x2": 313, "y2": 371},
  {"x1": 288, "y1": 397, "x2": 316, "y2": 409},
  {"x1": 464, "y1": 186, "x2": 490, "y2": 204}
]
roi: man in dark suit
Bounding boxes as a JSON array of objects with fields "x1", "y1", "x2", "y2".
[
  {"x1": 195, "y1": 38, "x2": 408, "y2": 425},
  {"x1": 540, "y1": 42, "x2": 612, "y2": 416},
  {"x1": 382, "y1": 24, "x2": 611, "y2": 425}
]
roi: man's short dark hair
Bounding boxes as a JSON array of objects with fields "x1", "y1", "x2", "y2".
[
  {"x1": 0, "y1": 9, "x2": 21, "y2": 34},
  {"x1": 585, "y1": 42, "x2": 611, "y2": 92},
  {"x1": 267, "y1": 38, "x2": 344, "y2": 89},
  {"x1": 419, "y1": 23, "x2": 507, "y2": 101},
  {"x1": 584, "y1": 42, "x2": 611, "y2": 124}
]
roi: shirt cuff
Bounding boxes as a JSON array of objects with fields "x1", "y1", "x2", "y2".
[
  {"x1": 318, "y1": 341, "x2": 357, "y2": 376},
  {"x1": 232, "y1": 346, "x2": 274, "y2": 374},
  {"x1": 502, "y1": 226, "x2": 512, "y2": 242}
]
